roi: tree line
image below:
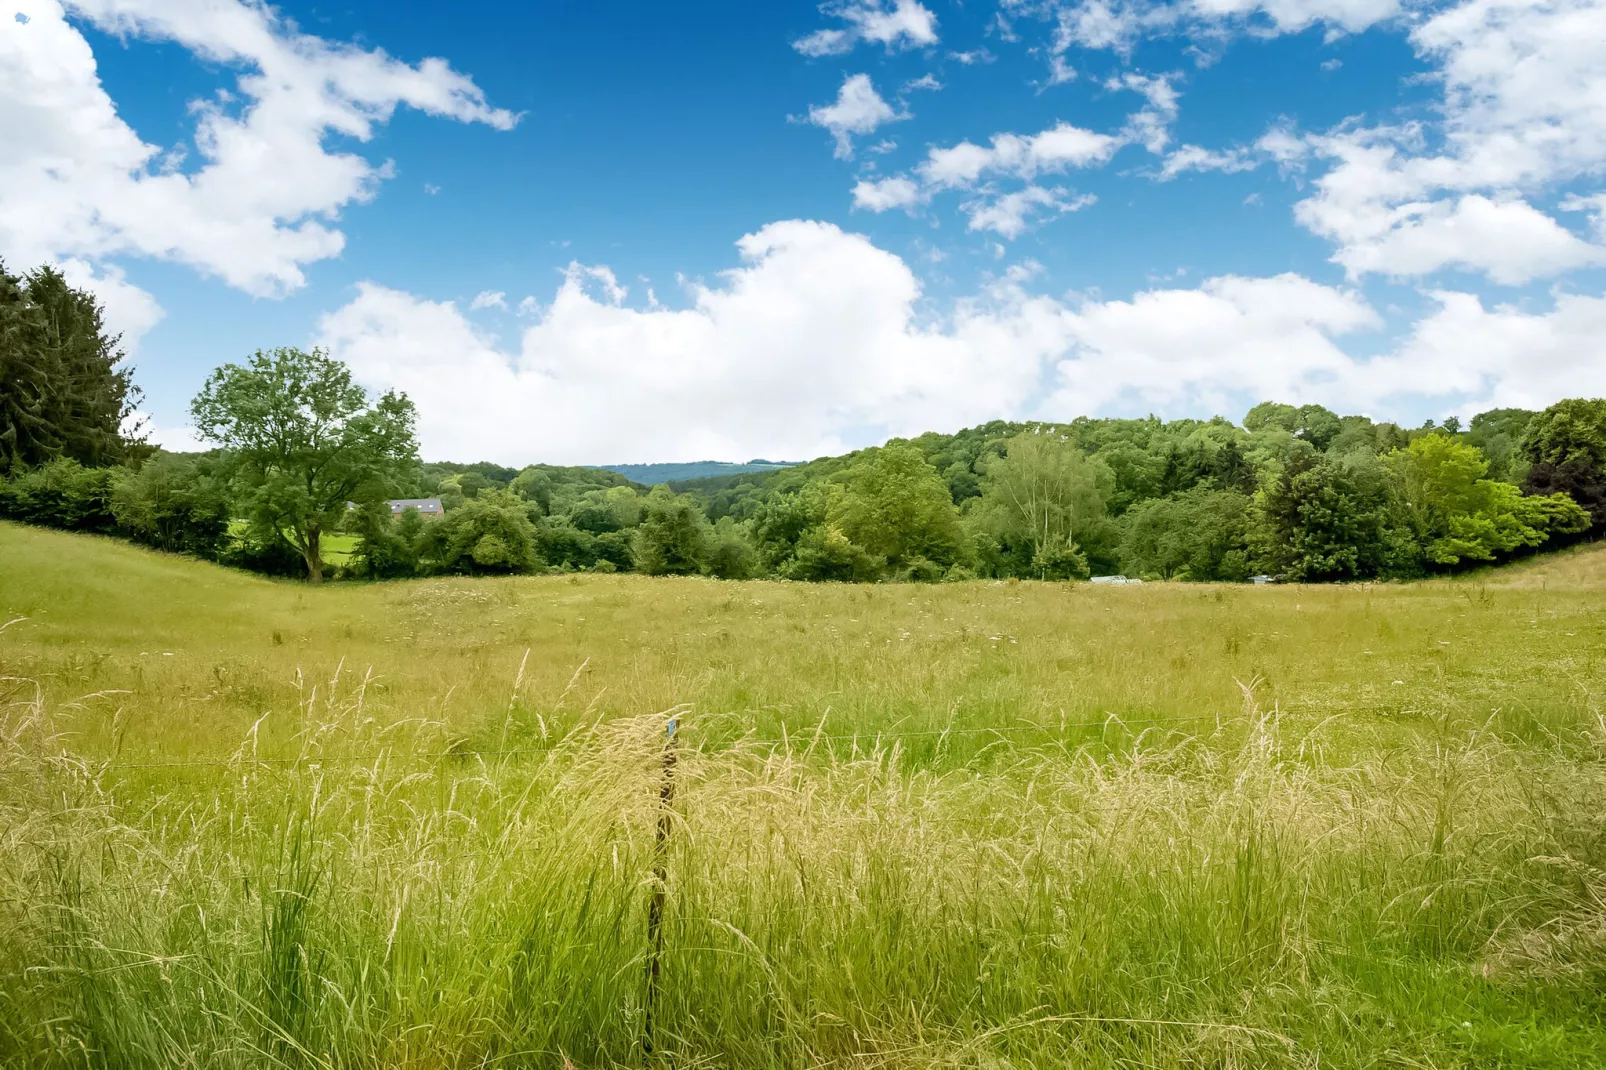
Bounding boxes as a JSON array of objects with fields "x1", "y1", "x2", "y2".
[{"x1": 2, "y1": 261, "x2": 1601, "y2": 585}]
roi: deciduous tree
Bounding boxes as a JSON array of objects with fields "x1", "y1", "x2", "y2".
[{"x1": 190, "y1": 347, "x2": 418, "y2": 582}]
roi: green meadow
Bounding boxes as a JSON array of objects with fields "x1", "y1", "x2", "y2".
[{"x1": 2, "y1": 520, "x2": 1604, "y2": 1068}]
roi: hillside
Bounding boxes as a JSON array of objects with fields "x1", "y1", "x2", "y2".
[{"x1": 592, "y1": 459, "x2": 798, "y2": 484}]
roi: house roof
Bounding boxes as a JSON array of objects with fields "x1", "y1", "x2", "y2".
[{"x1": 388, "y1": 498, "x2": 444, "y2": 512}]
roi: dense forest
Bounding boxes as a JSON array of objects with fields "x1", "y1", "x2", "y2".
[{"x1": 3, "y1": 260, "x2": 1602, "y2": 585}]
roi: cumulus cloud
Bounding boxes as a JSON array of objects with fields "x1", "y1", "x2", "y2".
[
  {"x1": 1283, "y1": 0, "x2": 1606, "y2": 284},
  {"x1": 851, "y1": 175, "x2": 926, "y2": 211},
  {"x1": 851, "y1": 120, "x2": 1119, "y2": 233},
  {"x1": 470, "y1": 290, "x2": 507, "y2": 310},
  {"x1": 1043, "y1": 273, "x2": 1381, "y2": 416},
  {"x1": 55, "y1": 258, "x2": 165, "y2": 351},
  {"x1": 1027, "y1": 0, "x2": 1400, "y2": 60},
  {"x1": 920, "y1": 122, "x2": 1121, "y2": 188},
  {"x1": 794, "y1": 0, "x2": 938, "y2": 56},
  {"x1": 315, "y1": 219, "x2": 1601, "y2": 463},
  {"x1": 318, "y1": 221, "x2": 1076, "y2": 464},
  {"x1": 0, "y1": 0, "x2": 514, "y2": 299},
  {"x1": 806, "y1": 74, "x2": 906, "y2": 158}
]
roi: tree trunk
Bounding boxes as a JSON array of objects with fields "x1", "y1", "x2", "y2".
[{"x1": 304, "y1": 526, "x2": 323, "y2": 583}]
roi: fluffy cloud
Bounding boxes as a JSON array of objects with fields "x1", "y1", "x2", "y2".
[
  {"x1": 963, "y1": 187, "x2": 1096, "y2": 237},
  {"x1": 851, "y1": 175, "x2": 927, "y2": 211},
  {"x1": 318, "y1": 221, "x2": 1077, "y2": 464},
  {"x1": 852, "y1": 120, "x2": 1121, "y2": 233},
  {"x1": 1044, "y1": 273, "x2": 1381, "y2": 416},
  {"x1": 1155, "y1": 144, "x2": 1256, "y2": 180},
  {"x1": 1283, "y1": 0, "x2": 1606, "y2": 284},
  {"x1": 806, "y1": 74, "x2": 906, "y2": 158},
  {"x1": 55, "y1": 258, "x2": 165, "y2": 352},
  {"x1": 1368, "y1": 290, "x2": 1606, "y2": 410},
  {"x1": 1325, "y1": 194, "x2": 1604, "y2": 284},
  {"x1": 920, "y1": 122, "x2": 1121, "y2": 188},
  {"x1": 0, "y1": 0, "x2": 513, "y2": 299},
  {"x1": 794, "y1": 0, "x2": 938, "y2": 56},
  {"x1": 1031, "y1": 0, "x2": 1400, "y2": 59},
  {"x1": 317, "y1": 218, "x2": 1601, "y2": 463},
  {"x1": 470, "y1": 290, "x2": 508, "y2": 310}
]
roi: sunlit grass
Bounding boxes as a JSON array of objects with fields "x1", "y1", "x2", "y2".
[{"x1": 2, "y1": 521, "x2": 1604, "y2": 1067}]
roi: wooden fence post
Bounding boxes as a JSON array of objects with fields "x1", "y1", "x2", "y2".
[{"x1": 642, "y1": 715, "x2": 678, "y2": 1057}]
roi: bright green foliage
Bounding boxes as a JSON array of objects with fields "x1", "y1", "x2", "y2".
[
  {"x1": 425, "y1": 490, "x2": 539, "y2": 574},
  {"x1": 1522, "y1": 398, "x2": 1606, "y2": 469},
  {"x1": 1120, "y1": 487, "x2": 1252, "y2": 580},
  {"x1": 1391, "y1": 434, "x2": 1589, "y2": 564},
  {"x1": 632, "y1": 487, "x2": 712, "y2": 575},
  {"x1": 968, "y1": 431, "x2": 1111, "y2": 579},
  {"x1": 190, "y1": 347, "x2": 419, "y2": 582},
  {"x1": 0, "y1": 262, "x2": 143, "y2": 472},
  {"x1": 109, "y1": 453, "x2": 231, "y2": 557},
  {"x1": 831, "y1": 442, "x2": 969, "y2": 574}
]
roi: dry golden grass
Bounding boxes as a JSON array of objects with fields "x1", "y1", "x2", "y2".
[{"x1": 2, "y1": 522, "x2": 1605, "y2": 1068}]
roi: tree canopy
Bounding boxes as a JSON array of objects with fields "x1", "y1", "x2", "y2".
[
  {"x1": 190, "y1": 346, "x2": 418, "y2": 582},
  {"x1": 0, "y1": 262, "x2": 142, "y2": 472}
]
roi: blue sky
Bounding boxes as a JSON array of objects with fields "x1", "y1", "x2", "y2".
[{"x1": 4, "y1": 0, "x2": 1604, "y2": 463}]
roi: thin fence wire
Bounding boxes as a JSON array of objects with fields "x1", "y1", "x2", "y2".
[{"x1": 0, "y1": 702, "x2": 1416, "y2": 774}]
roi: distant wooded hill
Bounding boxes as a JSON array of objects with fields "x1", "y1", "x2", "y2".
[{"x1": 591, "y1": 460, "x2": 798, "y2": 485}]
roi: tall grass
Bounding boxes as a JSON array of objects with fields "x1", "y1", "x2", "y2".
[{"x1": 2, "y1": 523, "x2": 1605, "y2": 1066}]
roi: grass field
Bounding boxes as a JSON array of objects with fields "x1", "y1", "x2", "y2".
[{"x1": 2, "y1": 520, "x2": 1604, "y2": 1068}]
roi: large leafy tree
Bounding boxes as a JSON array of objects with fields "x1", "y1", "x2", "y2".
[
  {"x1": 1120, "y1": 487, "x2": 1252, "y2": 581},
  {"x1": 0, "y1": 262, "x2": 143, "y2": 472},
  {"x1": 832, "y1": 442, "x2": 970, "y2": 574},
  {"x1": 1389, "y1": 433, "x2": 1587, "y2": 565},
  {"x1": 190, "y1": 347, "x2": 418, "y2": 582},
  {"x1": 632, "y1": 487, "x2": 713, "y2": 575},
  {"x1": 1521, "y1": 398, "x2": 1606, "y2": 532},
  {"x1": 1250, "y1": 447, "x2": 1410, "y2": 581},
  {"x1": 970, "y1": 431, "x2": 1112, "y2": 579}
]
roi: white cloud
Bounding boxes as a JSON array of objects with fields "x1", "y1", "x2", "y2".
[
  {"x1": 0, "y1": 0, "x2": 513, "y2": 298},
  {"x1": 1325, "y1": 193, "x2": 1604, "y2": 284},
  {"x1": 794, "y1": 0, "x2": 938, "y2": 56},
  {"x1": 1283, "y1": 0, "x2": 1606, "y2": 284},
  {"x1": 1362, "y1": 290, "x2": 1606, "y2": 409},
  {"x1": 852, "y1": 175, "x2": 927, "y2": 211},
  {"x1": 470, "y1": 289, "x2": 507, "y2": 310},
  {"x1": 1156, "y1": 144, "x2": 1256, "y2": 180},
  {"x1": 855, "y1": 106, "x2": 1137, "y2": 236},
  {"x1": 55, "y1": 257, "x2": 165, "y2": 351},
  {"x1": 1043, "y1": 273, "x2": 1381, "y2": 416},
  {"x1": 903, "y1": 73, "x2": 943, "y2": 92},
  {"x1": 920, "y1": 122, "x2": 1120, "y2": 188},
  {"x1": 318, "y1": 219, "x2": 1606, "y2": 460},
  {"x1": 806, "y1": 74, "x2": 906, "y2": 158},
  {"x1": 963, "y1": 187, "x2": 1095, "y2": 237},
  {"x1": 1108, "y1": 71, "x2": 1179, "y2": 153},
  {"x1": 1030, "y1": 0, "x2": 1400, "y2": 57},
  {"x1": 136, "y1": 415, "x2": 208, "y2": 454},
  {"x1": 319, "y1": 221, "x2": 1075, "y2": 464}
]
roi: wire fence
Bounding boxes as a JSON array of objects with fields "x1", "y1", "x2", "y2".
[{"x1": 0, "y1": 702, "x2": 1425, "y2": 775}]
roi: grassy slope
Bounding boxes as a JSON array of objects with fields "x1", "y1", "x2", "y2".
[{"x1": 2, "y1": 522, "x2": 1605, "y2": 1067}]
